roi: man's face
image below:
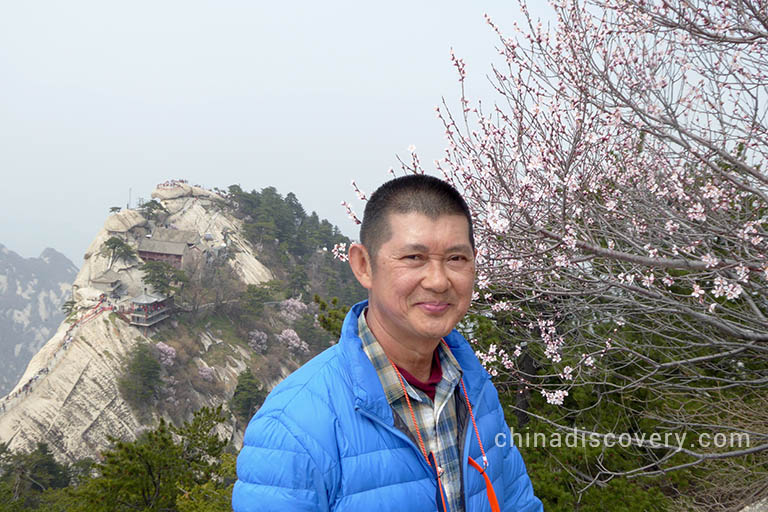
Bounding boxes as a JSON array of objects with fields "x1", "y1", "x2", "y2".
[{"x1": 365, "y1": 212, "x2": 475, "y2": 346}]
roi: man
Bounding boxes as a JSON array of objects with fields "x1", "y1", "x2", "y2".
[{"x1": 233, "y1": 175, "x2": 542, "y2": 512}]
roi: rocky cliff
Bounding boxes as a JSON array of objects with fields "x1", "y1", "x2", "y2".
[
  {"x1": 0, "y1": 245, "x2": 78, "y2": 395},
  {"x1": 0, "y1": 182, "x2": 278, "y2": 462}
]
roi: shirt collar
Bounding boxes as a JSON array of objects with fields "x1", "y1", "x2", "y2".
[{"x1": 357, "y1": 308, "x2": 462, "y2": 406}]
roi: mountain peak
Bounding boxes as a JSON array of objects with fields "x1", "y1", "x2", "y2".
[{"x1": 0, "y1": 184, "x2": 275, "y2": 462}]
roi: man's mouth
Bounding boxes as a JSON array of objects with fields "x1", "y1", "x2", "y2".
[{"x1": 416, "y1": 302, "x2": 451, "y2": 313}]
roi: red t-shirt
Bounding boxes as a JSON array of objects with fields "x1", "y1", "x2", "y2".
[{"x1": 396, "y1": 349, "x2": 443, "y2": 402}]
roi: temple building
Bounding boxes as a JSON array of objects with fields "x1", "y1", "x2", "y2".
[
  {"x1": 90, "y1": 269, "x2": 123, "y2": 297},
  {"x1": 129, "y1": 292, "x2": 172, "y2": 330},
  {"x1": 137, "y1": 228, "x2": 200, "y2": 269}
]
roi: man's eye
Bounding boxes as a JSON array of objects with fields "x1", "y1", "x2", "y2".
[
  {"x1": 404, "y1": 254, "x2": 423, "y2": 260},
  {"x1": 449, "y1": 255, "x2": 468, "y2": 262}
]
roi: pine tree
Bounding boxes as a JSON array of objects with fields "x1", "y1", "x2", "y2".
[
  {"x1": 231, "y1": 369, "x2": 265, "y2": 425},
  {"x1": 69, "y1": 407, "x2": 227, "y2": 512}
]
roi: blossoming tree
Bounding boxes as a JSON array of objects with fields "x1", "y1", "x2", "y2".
[{"x1": 386, "y1": 0, "x2": 768, "y2": 488}]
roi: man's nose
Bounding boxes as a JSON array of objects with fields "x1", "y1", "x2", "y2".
[{"x1": 422, "y1": 259, "x2": 450, "y2": 292}]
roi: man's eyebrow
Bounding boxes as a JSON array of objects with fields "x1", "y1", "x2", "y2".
[
  {"x1": 397, "y1": 244, "x2": 430, "y2": 253},
  {"x1": 445, "y1": 244, "x2": 474, "y2": 254},
  {"x1": 400, "y1": 243, "x2": 473, "y2": 254}
]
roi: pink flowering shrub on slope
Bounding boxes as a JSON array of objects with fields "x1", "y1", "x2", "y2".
[
  {"x1": 155, "y1": 342, "x2": 177, "y2": 368},
  {"x1": 248, "y1": 329, "x2": 269, "y2": 354},
  {"x1": 279, "y1": 298, "x2": 308, "y2": 323},
  {"x1": 276, "y1": 328, "x2": 310, "y2": 355}
]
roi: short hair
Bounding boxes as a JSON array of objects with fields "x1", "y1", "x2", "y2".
[{"x1": 360, "y1": 174, "x2": 475, "y2": 258}]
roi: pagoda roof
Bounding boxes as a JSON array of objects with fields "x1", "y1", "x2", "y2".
[
  {"x1": 138, "y1": 239, "x2": 186, "y2": 256},
  {"x1": 151, "y1": 228, "x2": 199, "y2": 245},
  {"x1": 91, "y1": 269, "x2": 122, "y2": 284},
  {"x1": 132, "y1": 292, "x2": 167, "y2": 305}
]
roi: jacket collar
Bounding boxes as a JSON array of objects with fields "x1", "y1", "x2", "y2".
[{"x1": 339, "y1": 300, "x2": 490, "y2": 423}]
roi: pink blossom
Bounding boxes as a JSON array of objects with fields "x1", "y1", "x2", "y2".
[
  {"x1": 280, "y1": 298, "x2": 308, "y2": 323},
  {"x1": 351, "y1": 180, "x2": 367, "y2": 201},
  {"x1": 276, "y1": 328, "x2": 309, "y2": 354},
  {"x1": 712, "y1": 276, "x2": 743, "y2": 300},
  {"x1": 554, "y1": 254, "x2": 570, "y2": 267},
  {"x1": 340, "y1": 201, "x2": 361, "y2": 225},
  {"x1": 332, "y1": 243, "x2": 349, "y2": 262},
  {"x1": 248, "y1": 329, "x2": 268, "y2": 353},
  {"x1": 641, "y1": 274, "x2": 655, "y2": 287},
  {"x1": 736, "y1": 264, "x2": 749, "y2": 283},
  {"x1": 487, "y1": 208, "x2": 510, "y2": 233},
  {"x1": 156, "y1": 342, "x2": 176, "y2": 367},
  {"x1": 687, "y1": 203, "x2": 706, "y2": 222},
  {"x1": 541, "y1": 389, "x2": 568, "y2": 406},
  {"x1": 702, "y1": 253, "x2": 720, "y2": 268}
]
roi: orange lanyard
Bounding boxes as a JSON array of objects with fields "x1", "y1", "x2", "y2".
[{"x1": 386, "y1": 340, "x2": 501, "y2": 512}]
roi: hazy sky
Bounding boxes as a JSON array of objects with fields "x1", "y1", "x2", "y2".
[{"x1": 0, "y1": 1, "x2": 551, "y2": 265}]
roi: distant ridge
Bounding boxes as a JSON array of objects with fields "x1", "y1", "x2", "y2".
[{"x1": 0, "y1": 245, "x2": 78, "y2": 395}]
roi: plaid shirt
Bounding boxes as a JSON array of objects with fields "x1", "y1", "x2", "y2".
[{"x1": 358, "y1": 310, "x2": 464, "y2": 512}]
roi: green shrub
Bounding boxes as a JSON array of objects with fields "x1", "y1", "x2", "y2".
[
  {"x1": 118, "y1": 343, "x2": 162, "y2": 413},
  {"x1": 231, "y1": 368, "x2": 266, "y2": 426}
]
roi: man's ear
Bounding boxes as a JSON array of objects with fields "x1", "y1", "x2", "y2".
[{"x1": 348, "y1": 243, "x2": 373, "y2": 290}]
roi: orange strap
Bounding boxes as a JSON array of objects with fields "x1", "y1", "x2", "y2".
[
  {"x1": 468, "y1": 456, "x2": 501, "y2": 512},
  {"x1": 430, "y1": 452, "x2": 450, "y2": 512},
  {"x1": 387, "y1": 340, "x2": 502, "y2": 512},
  {"x1": 387, "y1": 356, "x2": 449, "y2": 512},
  {"x1": 459, "y1": 377, "x2": 487, "y2": 464}
]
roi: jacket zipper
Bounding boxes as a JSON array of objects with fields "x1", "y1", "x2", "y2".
[
  {"x1": 357, "y1": 381, "x2": 489, "y2": 511},
  {"x1": 459, "y1": 383, "x2": 487, "y2": 509},
  {"x1": 458, "y1": 396, "x2": 471, "y2": 506}
]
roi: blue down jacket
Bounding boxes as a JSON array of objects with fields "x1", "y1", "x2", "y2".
[{"x1": 233, "y1": 301, "x2": 542, "y2": 512}]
